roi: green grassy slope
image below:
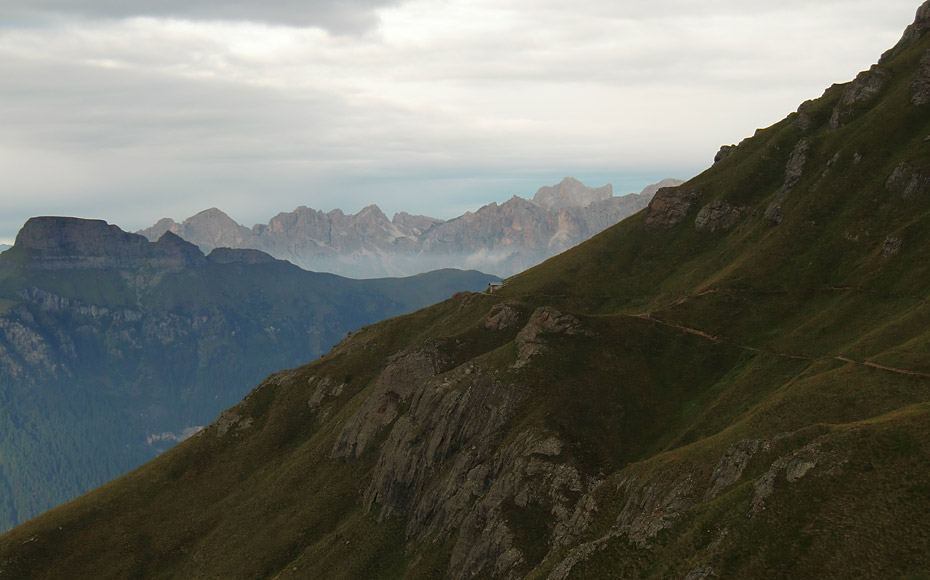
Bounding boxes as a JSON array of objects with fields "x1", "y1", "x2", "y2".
[{"x1": 2, "y1": 4, "x2": 930, "y2": 579}]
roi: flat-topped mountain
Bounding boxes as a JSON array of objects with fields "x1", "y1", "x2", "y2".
[
  {"x1": 0, "y1": 217, "x2": 498, "y2": 531},
  {"x1": 141, "y1": 177, "x2": 683, "y2": 278},
  {"x1": 17, "y1": 217, "x2": 205, "y2": 270}
]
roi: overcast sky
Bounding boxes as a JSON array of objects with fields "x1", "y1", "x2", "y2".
[{"x1": 0, "y1": 0, "x2": 922, "y2": 242}]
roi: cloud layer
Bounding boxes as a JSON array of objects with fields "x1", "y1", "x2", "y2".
[{"x1": 0, "y1": 0, "x2": 920, "y2": 241}]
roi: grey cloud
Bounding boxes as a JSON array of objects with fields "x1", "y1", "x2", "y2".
[
  {"x1": 0, "y1": 0, "x2": 402, "y2": 32},
  {"x1": 0, "y1": 0, "x2": 920, "y2": 242}
]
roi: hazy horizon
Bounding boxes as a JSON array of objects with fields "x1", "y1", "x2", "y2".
[{"x1": 0, "y1": 0, "x2": 921, "y2": 241}]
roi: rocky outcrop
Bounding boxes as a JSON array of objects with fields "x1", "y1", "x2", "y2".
[
  {"x1": 306, "y1": 375, "x2": 345, "y2": 415},
  {"x1": 332, "y1": 341, "x2": 452, "y2": 459},
  {"x1": 694, "y1": 201, "x2": 744, "y2": 233},
  {"x1": 795, "y1": 99, "x2": 820, "y2": 131},
  {"x1": 16, "y1": 217, "x2": 205, "y2": 270},
  {"x1": 330, "y1": 330, "x2": 607, "y2": 578},
  {"x1": 886, "y1": 161, "x2": 930, "y2": 199},
  {"x1": 714, "y1": 145, "x2": 737, "y2": 163},
  {"x1": 882, "y1": 236, "x2": 903, "y2": 257},
  {"x1": 141, "y1": 178, "x2": 682, "y2": 278},
  {"x1": 764, "y1": 139, "x2": 811, "y2": 225},
  {"x1": 644, "y1": 187, "x2": 701, "y2": 230},
  {"x1": 829, "y1": 65, "x2": 891, "y2": 129},
  {"x1": 912, "y1": 50, "x2": 930, "y2": 105},
  {"x1": 214, "y1": 410, "x2": 253, "y2": 437},
  {"x1": 704, "y1": 439, "x2": 762, "y2": 500},
  {"x1": 485, "y1": 303, "x2": 520, "y2": 331},
  {"x1": 886, "y1": 0, "x2": 930, "y2": 57},
  {"x1": 750, "y1": 442, "x2": 841, "y2": 516},
  {"x1": 637, "y1": 178, "x2": 688, "y2": 199},
  {"x1": 513, "y1": 307, "x2": 585, "y2": 367},
  {"x1": 546, "y1": 432, "x2": 850, "y2": 578}
]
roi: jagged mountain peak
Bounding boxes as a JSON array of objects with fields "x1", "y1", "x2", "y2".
[
  {"x1": 138, "y1": 177, "x2": 675, "y2": 278},
  {"x1": 357, "y1": 204, "x2": 387, "y2": 217},
  {"x1": 190, "y1": 207, "x2": 232, "y2": 219},
  {"x1": 532, "y1": 176, "x2": 613, "y2": 209}
]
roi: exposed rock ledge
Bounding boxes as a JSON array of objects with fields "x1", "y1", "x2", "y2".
[
  {"x1": 644, "y1": 187, "x2": 701, "y2": 231},
  {"x1": 514, "y1": 307, "x2": 585, "y2": 368}
]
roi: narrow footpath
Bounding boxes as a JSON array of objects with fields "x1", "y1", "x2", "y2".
[{"x1": 632, "y1": 313, "x2": 930, "y2": 380}]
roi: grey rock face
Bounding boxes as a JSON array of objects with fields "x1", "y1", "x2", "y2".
[
  {"x1": 829, "y1": 65, "x2": 891, "y2": 129},
  {"x1": 644, "y1": 187, "x2": 701, "y2": 230},
  {"x1": 750, "y1": 443, "x2": 834, "y2": 516},
  {"x1": 694, "y1": 201, "x2": 743, "y2": 233},
  {"x1": 484, "y1": 304, "x2": 520, "y2": 331},
  {"x1": 704, "y1": 440, "x2": 761, "y2": 500},
  {"x1": 912, "y1": 50, "x2": 930, "y2": 105},
  {"x1": 683, "y1": 566, "x2": 717, "y2": 580},
  {"x1": 513, "y1": 307, "x2": 584, "y2": 367},
  {"x1": 139, "y1": 209, "x2": 255, "y2": 252},
  {"x1": 714, "y1": 145, "x2": 736, "y2": 163},
  {"x1": 391, "y1": 211, "x2": 443, "y2": 236},
  {"x1": 331, "y1": 341, "x2": 451, "y2": 459},
  {"x1": 897, "y1": 0, "x2": 930, "y2": 48},
  {"x1": 764, "y1": 139, "x2": 811, "y2": 225},
  {"x1": 796, "y1": 99, "x2": 818, "y2": 131},
  {"x1": 532, "y1": 177, "x2": 612, "y2": 210},
  {"x1": 329, "y1": 330, "x2": 607, "y2": 579},
  {"x1": 882, "y1": 236, "x2": 903, "y2": 257},
  {"x1": 887, "y1": 160, "x2": 930, "y2": 203}
]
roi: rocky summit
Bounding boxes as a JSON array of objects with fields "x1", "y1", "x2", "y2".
[
  {"x1": 3, "y1": 2, "x2": 930, "y2": 579},
  {"x1": 140, "y1": 177, "x2": 683, "y2": 278}
]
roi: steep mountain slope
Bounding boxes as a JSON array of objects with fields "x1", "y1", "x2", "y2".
[
  {"x1": 141, "y1": 178, "x2": 682, "y2": 278},
  {"x1": 0, "y1": 218, "x2": 498, "y2": 531},
  {"x1": 3, "y1": 3, "x2": 930, "y2": 579}
]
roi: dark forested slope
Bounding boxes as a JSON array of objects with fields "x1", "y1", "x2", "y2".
[{"x1": 0, "y1": 218, "x2": 497, "y2": 531}]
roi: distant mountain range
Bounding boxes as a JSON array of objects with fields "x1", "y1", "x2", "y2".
[
  {"x1": 140, "y1": 177, "x2": 683, "y2": 278},
  {"x1": 0, "y1": 216, "x2": 498, "y2": 531}
]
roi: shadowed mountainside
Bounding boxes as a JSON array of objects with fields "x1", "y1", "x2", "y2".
[{"x1": 0, "y1": 218, "x2": 498, "y2": 531}]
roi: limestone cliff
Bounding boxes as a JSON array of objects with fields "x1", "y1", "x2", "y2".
[{"x1": 140, "y1": 177, "x2": 683, "y2": 277}]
